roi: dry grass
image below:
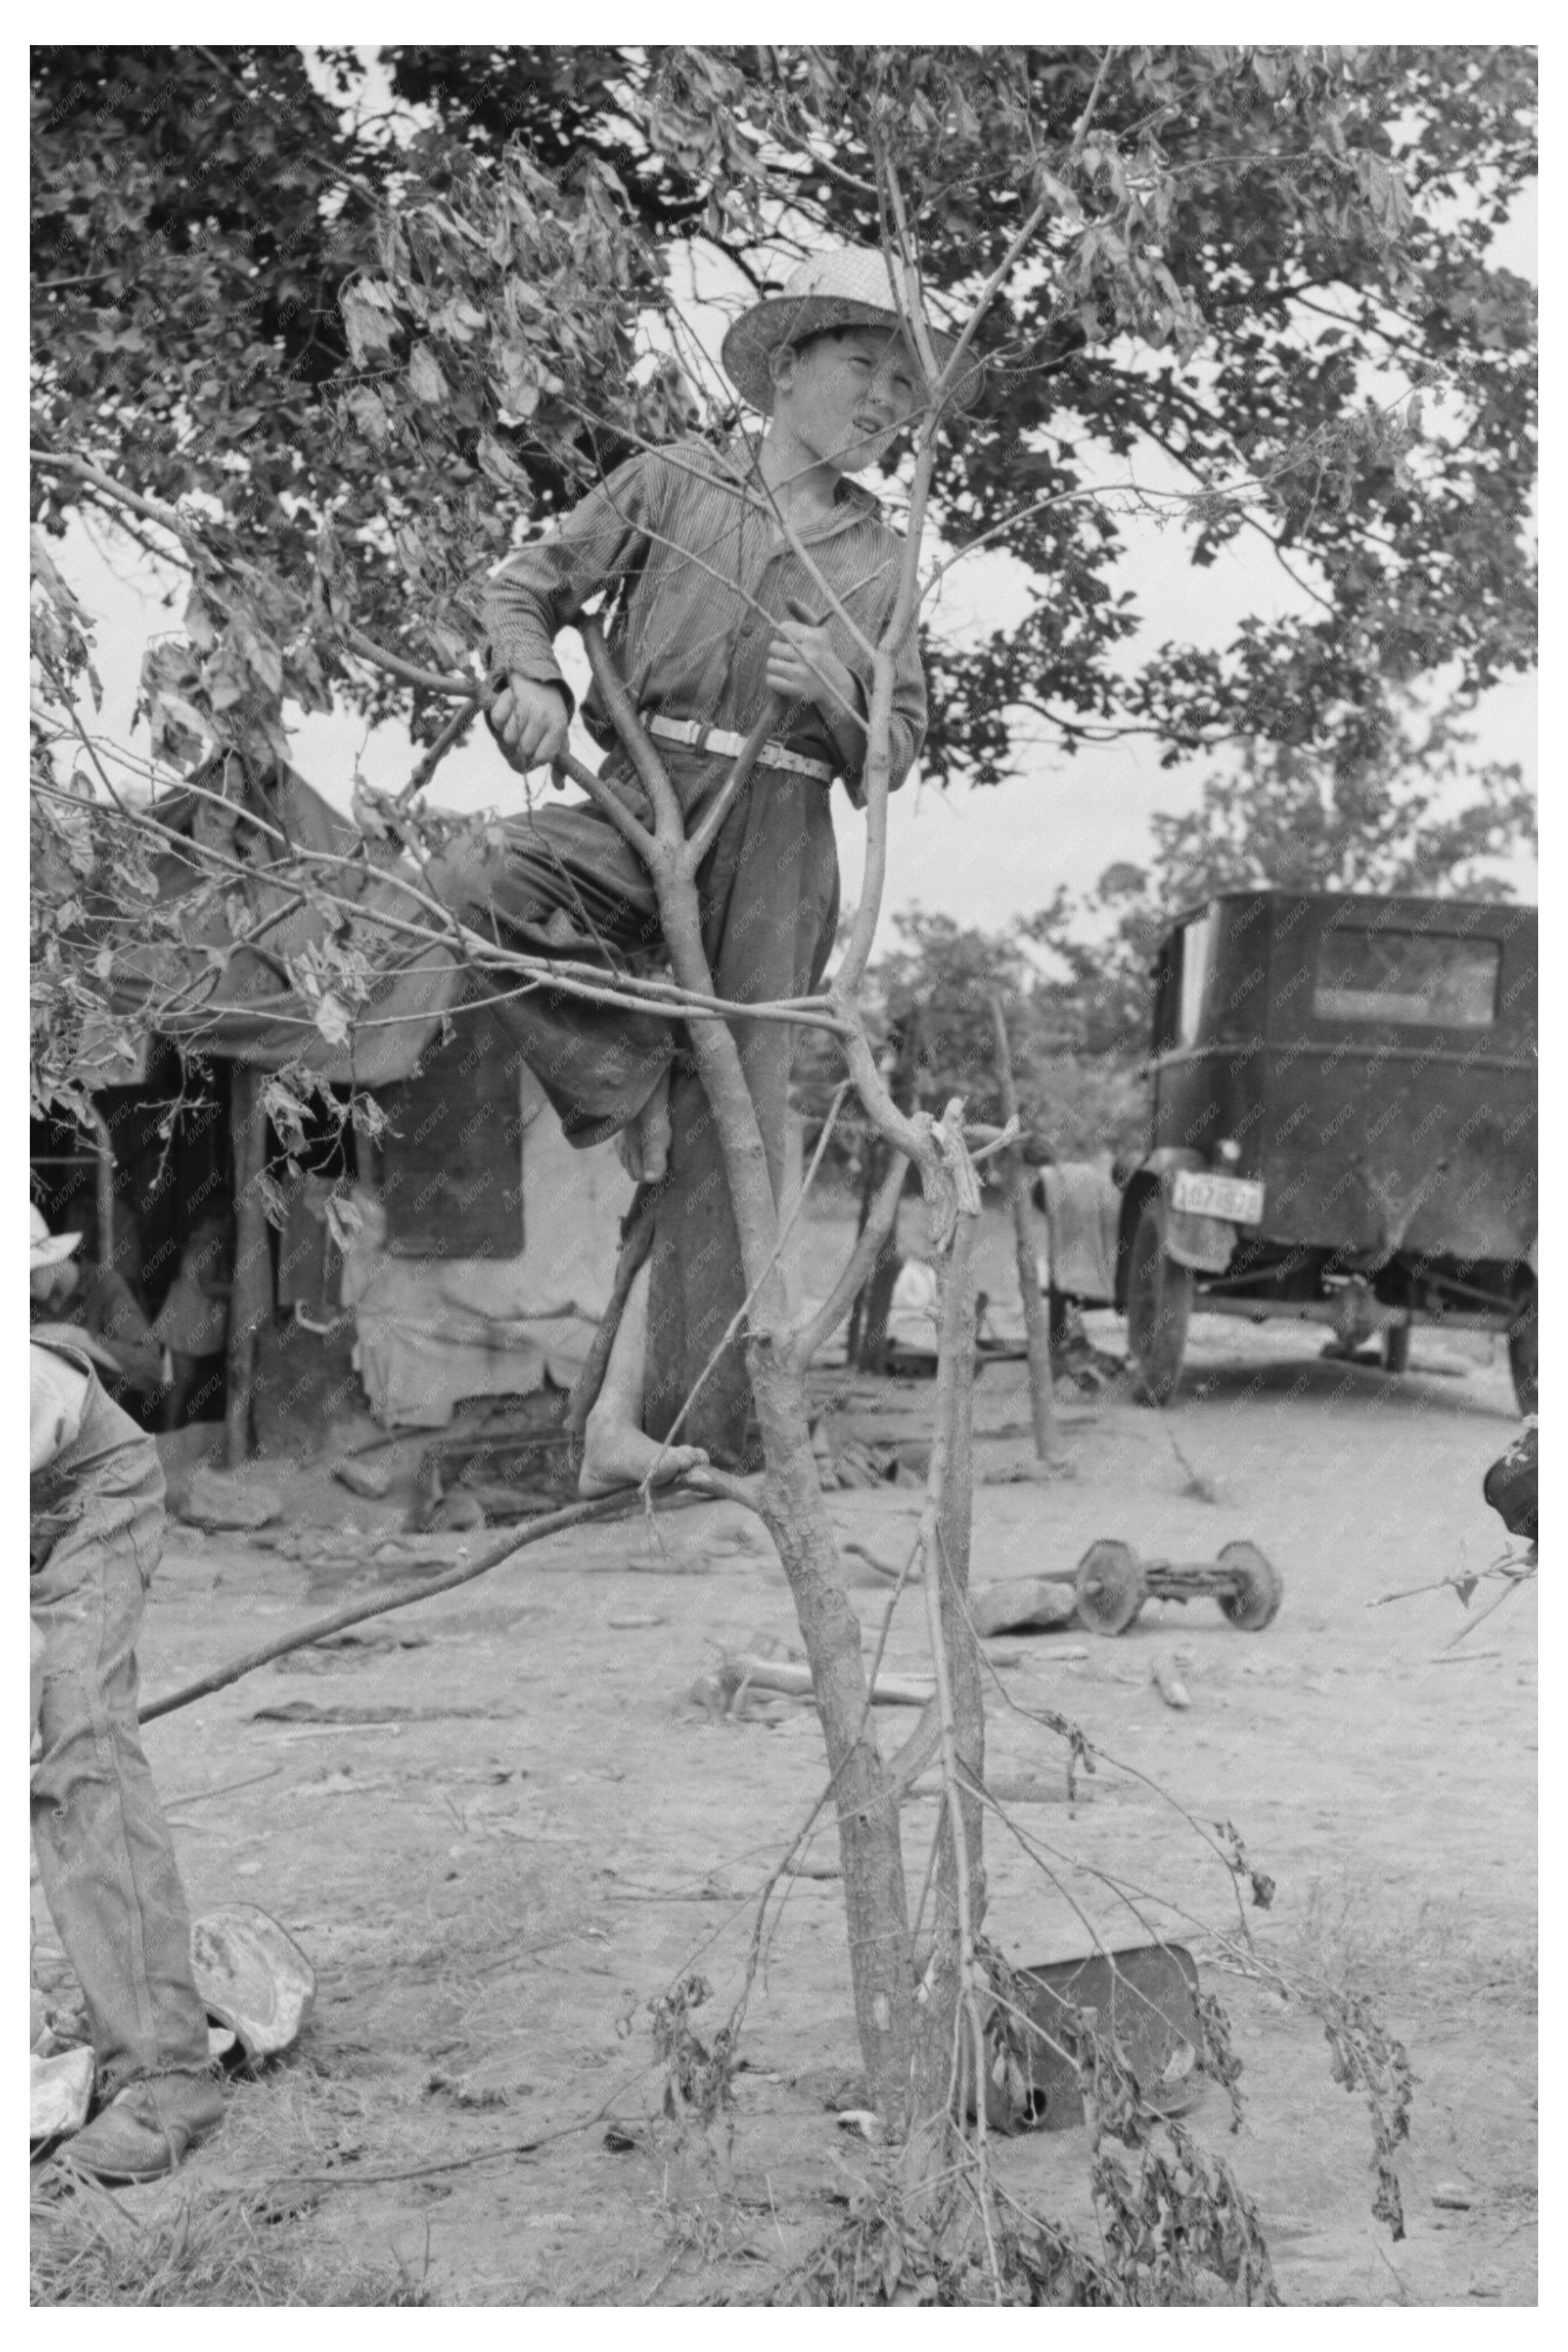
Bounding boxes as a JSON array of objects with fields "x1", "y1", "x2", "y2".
[
  {"x1": 29, "y1": 2051, "x2": 444, "y2": 2308},
  {"x1": 1271, "y1": 1882, "x2": 1537, "y2": 2022},
  {"x1": 29, "y1": 2173, "x2": 429, "y2": 2306}
]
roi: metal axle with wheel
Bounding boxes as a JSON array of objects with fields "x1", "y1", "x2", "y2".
[{"x1": 1073, "y1": 1538, "x2": 1284, "y2": 1636}]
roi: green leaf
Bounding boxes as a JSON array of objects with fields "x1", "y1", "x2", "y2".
[{"x1": 340, "y1": 278, "x2": 400, "y2": 366}]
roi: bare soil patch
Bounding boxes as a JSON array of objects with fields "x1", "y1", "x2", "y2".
[{"x1": 32, "y1": 1316, "x2": 1536, "y2": 2306}]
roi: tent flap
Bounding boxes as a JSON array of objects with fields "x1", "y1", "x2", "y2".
[{"x1": 113, "y1": 754, "x2": 464, "y2": 1085}]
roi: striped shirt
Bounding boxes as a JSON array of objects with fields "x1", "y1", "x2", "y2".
[{"x1": 481, "y1": 438, "x2": 927, "y2": 803}]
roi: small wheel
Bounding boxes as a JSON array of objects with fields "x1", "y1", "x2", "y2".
[
  {"x1": 1508, "y1": 1280, "x2": 1538, "y2": 1417},
  {"x1": 1216, "y1": 1541, "x2": 1283, "y2": 1631},
  {"x1": 1075, "y1": 1540, "x2": 1147, "y2": 1637},
  {"x1": 1382, "y1": 1325, "x2": 1411, "y2": 1374},
  {"x1": 1126, "y1": 1201, "x2": 1192, "y2": 1406}
]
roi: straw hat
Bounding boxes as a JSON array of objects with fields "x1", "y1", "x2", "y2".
[
  {"x1": 30, "y1": 1207, "x2": 82, "y2": 1270},
  {"x1": 720, "y1": 247, "x2": 983, "y2": 417}
]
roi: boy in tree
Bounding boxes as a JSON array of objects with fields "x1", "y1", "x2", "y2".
[
  {"x1": 429, "y1": 247, "x2": 972, "y2": 1486},
  {"x1": 30, "y1": 1208, "x2": 224, "y2": 2181}
]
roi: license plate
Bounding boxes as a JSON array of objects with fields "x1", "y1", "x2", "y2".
[{"x1": 1171, "y1": 1169, "x2": 1266, "y2": 1224}]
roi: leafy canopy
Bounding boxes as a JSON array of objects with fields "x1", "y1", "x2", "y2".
[
  {"x1": 30, "y1": 44, "x2": 1536, "y2": 1119},
  {"x1": 32, "y1": 44, "x2": 1536, "y2": 782}
]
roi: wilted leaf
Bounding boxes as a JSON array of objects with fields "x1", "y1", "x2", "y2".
[
  {"x1": 324, "y1": 1192, "x2": 363, "y2": 1251},
  {"x1": 261, "y1": 1076, "x2": 308, "y2": 1150},
  {"x1": 256, "y1": 1169, "x2": 289, "y2": 1228},
  {"x1": 313, "y1": 991, "x2": 351, "y2": 1048}
]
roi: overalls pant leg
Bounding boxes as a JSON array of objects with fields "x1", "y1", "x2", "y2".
[{"x1": 31, "y1": 1425, "x2": 211, "y2": 2094}]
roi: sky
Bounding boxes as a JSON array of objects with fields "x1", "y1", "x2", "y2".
[{"x1": 48, "y1": 166, "x2": 1536, "y2": 944}]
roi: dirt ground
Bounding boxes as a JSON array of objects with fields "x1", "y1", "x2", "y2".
[{"x1": 30, "y1": 1298, "x2": 1536, "y2": 2306}]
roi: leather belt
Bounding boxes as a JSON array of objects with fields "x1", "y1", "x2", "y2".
[{"x1": 645, "y1": 713, "x2": 834, "y2": 786}]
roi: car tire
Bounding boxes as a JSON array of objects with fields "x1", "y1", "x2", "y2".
[
  {"x1": 1126, "y1": 1200, "x2": 1192, "y2": 1407},
  {"x1": 1382, "y1": 1325, "x2": 1411, "y2": 1374},
  {"x1": 1508, "y1": 1278, "x2": 1538, "y2": 1417}
]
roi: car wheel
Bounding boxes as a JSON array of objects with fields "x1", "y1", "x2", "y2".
[
  {"x1": 1382, "y1": 1325, "x2": 1411, "y2": 1374},
  {"x1": 1126, "y1": 1200, "x2": 1192, "y2": 1406},
  {"x1": 1509, "y1": 1278, "x2": 1538, "y2": 1417}
]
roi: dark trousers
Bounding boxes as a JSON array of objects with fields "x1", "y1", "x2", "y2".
[{"x1": 425, "y1": 749, "x2": 839, "y2": 1464}]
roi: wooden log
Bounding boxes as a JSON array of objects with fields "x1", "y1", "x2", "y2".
[
  {"x1": 988, "y1": 994, "x2": 1059, "y2": 1463},
  {"x1": 969, "y1": 1577, "x2": 1078, "y2": 1638},
  {"x1": 719, "y1": 1654, "x2": 935, "y2": 1708},
  {"x1": 225, "y1": 1062, "x2": 272, "y2": 1470}
]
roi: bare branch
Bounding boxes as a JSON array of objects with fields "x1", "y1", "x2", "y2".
[
  {"x1": 30, "y1": 447, "x2": 213, "y2": 566},
  {"x1": 680, "y1": 694, "x2": 783, "y2": 871},
  {"x1": 548, "y1": 747, "x2": 659, "y2": 860},
  {"x1": 790, "y1": 1148, "x2": 909, "y2": 1370},
  {"x1": 395, "y1": 701, "x2": 477, "y2": 807},
  {"x1": 577, "y1": 616, "x2": 685, "y2": 847}
]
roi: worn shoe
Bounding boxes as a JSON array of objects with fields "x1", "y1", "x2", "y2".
[{"x1": 63, "y1": 2074, "x2": 225, "y2": 2185}]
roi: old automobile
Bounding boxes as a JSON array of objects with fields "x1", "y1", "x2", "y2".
[{"x1": 1115, "y1": 891, "x2": 1538, "y2": 1412}]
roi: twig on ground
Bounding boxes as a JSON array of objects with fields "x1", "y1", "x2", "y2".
[
  {"x1": 138, "y1": 1484, "x2": 715, "y2": 1723},
  {"x1": 270, "y1": 2087, "x2": 642, "y2": 2189}
]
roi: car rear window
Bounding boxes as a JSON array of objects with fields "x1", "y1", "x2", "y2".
[{"x1": 1313, "y1": 930, "x2": 1500, "y2": 1027}]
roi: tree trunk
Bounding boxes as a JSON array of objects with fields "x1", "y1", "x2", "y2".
[
  {"x1": 855, "y1": 1227, "x2": 903, "y2": 1373},
  {"x1": 989, "y1": 994, "x2": 1058, "y2": 1463},
  {"x1": 749, "y1": 1341, "x2": 917, "y2": 2130},
  {"x1": 846, "y1": 1135, "x2": 883, "y2": 1368},
  {"x1": 850, "y1": 1034, "x2": 917, "y2": 1373},
  {"x1": 225, "y1": 1062, "x2": 271, "y2": 1469},
  {"x1": 573, "y1": 609, "x2": 969, "y2": 2150},
  {"x1": 908, "y1": 1209, "x2": 986, "y2": 2131}
]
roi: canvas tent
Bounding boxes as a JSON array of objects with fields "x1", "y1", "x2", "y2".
[
  {"x1": 99, "y1": 750, "x2": 464, "y2": 1087},
  {"x1": 51, "y1": 752, "x2": 632, "y2": 1439}
]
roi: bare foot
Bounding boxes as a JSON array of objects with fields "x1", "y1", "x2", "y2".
[
  {"x1": 578, "y1": 1410, "x2": 709, "y2": 1499},
  {"x1": 615, "y1": 1067, "x2": 674, "y2": 1186},
  {"x1": 635, "y1": 1079, "x2": 673, "y2": 1185}
]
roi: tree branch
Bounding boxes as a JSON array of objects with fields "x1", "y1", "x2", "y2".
[{"x1": 789, "y1": 1148, "x2": 909, "y2": 1369}]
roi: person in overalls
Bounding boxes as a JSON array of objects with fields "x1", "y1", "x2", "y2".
[
  {"x1": 30, "y1": 1207, "x2": 224, "y2": 2181},
  {"x1": 427, "y1": 247, "x2": 974, "y2": 1486}
]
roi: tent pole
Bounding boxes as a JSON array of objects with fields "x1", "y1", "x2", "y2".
[{"x1": 226, "y1": 1063, "x2": 270, "y2": 1468}]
